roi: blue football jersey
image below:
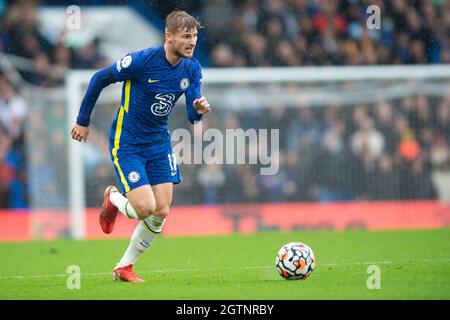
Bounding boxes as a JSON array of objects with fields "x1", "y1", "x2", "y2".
[
  {"x1": 108, "y1": 46, "x2": 202, "y2": 151},
  {"x1": 75, "y1": 45, "x2": 204, "y2": 190}
]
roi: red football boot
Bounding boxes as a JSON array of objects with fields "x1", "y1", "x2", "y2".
[
  {"x1": 99, "y1": 186, "x2": 119, "y2": 234},
  {"x1": 113, "y1": 264, "x2": 145, "y2": 282}
]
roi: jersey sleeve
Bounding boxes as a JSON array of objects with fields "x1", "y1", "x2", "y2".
[
  {"x1": 185, "y1": 61, "x2": 203, "y2": 124},
  {"x1": 109, "y1": 51, "x2": 144, "y2": 82},
  {"x1": 75, "y1": 51, "x2": 144, "y2": 126}
]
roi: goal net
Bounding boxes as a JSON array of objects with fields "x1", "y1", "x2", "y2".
[{"x1": 25, "y1": 65, "x2": 450, "y2": 239}]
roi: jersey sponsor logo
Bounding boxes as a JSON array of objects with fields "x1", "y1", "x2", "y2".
[
  {"x1": 148, "y1": 78, "x2": 160, "y2": 83},
  {"x1": 128, "y1": 171, "x2": 140, "y2": 183},
  {"x1": 151, "y1": 93, "x2": 176, "y2": 116},
  {"x1": 116, "y1": 55, "x2": 132, "y2": 72},
  {"x1": 180, "y1": 78, "x2": 190, "y2": 90}
]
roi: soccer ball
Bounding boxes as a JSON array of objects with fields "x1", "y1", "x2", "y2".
[{"x1": 275, "y1": 242, "x2": 315, "y2": 280}]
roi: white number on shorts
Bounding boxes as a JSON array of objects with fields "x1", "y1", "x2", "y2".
[{"x1": 168, "y1": 153, "x2": 177, "y2": 174}]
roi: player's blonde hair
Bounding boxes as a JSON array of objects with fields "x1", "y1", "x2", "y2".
[{"x1": 165, "y1": 10, "x2": 202, "y2": 34}]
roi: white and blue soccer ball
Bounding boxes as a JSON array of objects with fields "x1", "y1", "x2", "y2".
[{"x1": 275, "y1": 242, "x2": 315, "y2": 280}]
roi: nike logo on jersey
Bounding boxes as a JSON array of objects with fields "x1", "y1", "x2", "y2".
[{"x1": 148, "y1": 79, "x2": 160, "y2": 83}]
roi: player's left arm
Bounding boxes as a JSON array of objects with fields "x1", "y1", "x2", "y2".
[{"x1": 185, "y1": 63, "x2": 210, "y2": 124}]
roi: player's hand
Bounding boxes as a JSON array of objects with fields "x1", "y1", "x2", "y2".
[
  {"x1": 193, "y1": 96, "x2": 211, "y2": 115},
  {"x1": 71, "y1": 124, "x2": 90, "y2": 142}
]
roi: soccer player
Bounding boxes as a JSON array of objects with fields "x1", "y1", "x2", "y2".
[{"x1": 70, "y1": 11, "x2": 210, "y2": 282}]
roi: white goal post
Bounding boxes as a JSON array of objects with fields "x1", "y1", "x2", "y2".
[{"x1": 65, "y1": 65, "x2": 450, "y2": 239}]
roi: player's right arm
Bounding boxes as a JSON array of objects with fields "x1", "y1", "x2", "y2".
[
  {"x1": 71, "y1": 52, "x2": 143, "y2": 142},
  {"x1": 71, "y1": 66, "x2": 115, "y2": 142}
]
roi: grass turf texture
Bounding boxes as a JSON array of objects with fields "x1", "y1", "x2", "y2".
[{"x1": 0, "y1": 229, "x2": 449, "y2": 300}]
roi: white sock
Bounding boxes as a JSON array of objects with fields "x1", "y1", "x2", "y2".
[
  {"x1": 144, "y1": 214, "x2": 166, "y2": 233},
  {"x1": 117, "y1": 215, "x2": 166, "y2": 268},
  {"x1": 109, "y1": 191, "x2": 140, "y2": 220}
]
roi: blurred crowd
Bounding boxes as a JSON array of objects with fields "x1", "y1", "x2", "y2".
[
  {"x1": 82, "y1": 93, "x2": 450, "y2": 207},
  {"x1": 0, "y1": 0, "x2": 107, "y2": 208},
  {"x1": 205, "y1": 0, "x2": 450, "y2": 66},
  {"x1": 152, "y1": 0, "x2": 450, "y2": 66},
  {"x1": 0, "y1": 1, "x2": 108, "y2": 86},
  {"x1": 168, "y1": 94, "x2": 450, "y2": 205},
  {"x1": 0, "y1": 74, "x2": 27, "y2": 208},
  {"x1": 1, "y1": 0, "x2": 450, "y2": 208}
]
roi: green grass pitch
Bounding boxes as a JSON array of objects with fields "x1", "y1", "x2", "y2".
[{"x1": 0, "y1": 229, "x2": 449, "y2": 300}]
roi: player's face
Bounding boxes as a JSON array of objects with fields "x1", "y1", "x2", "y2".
[{"x1": 171, "y1": 27, "x2": 198, "y2": 58}]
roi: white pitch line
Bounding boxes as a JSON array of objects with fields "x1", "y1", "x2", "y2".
[
  {"x1": 0, "y1": 261, "x2": 393, "y2": 281},
  {"x1": 1, "y1": 259, "x2": 448, "y2": 281}
]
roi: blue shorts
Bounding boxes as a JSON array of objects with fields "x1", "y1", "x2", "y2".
[{"x1": 110, "y1": 148, "x2": 182, "y2": 194}]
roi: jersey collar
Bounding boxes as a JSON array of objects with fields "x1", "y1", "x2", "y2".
[{"x1": 161, "y1": 45, "x2": 184, "y2": 68}]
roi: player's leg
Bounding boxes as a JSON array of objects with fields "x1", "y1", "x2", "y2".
[
  {"x1": 139, "y1": 151, "x2": 180, "y2": 233},
  {"x1": 114, "y1": 183, "x2": 173, "y2": 282},
  {"x1": 117, "y1": 183, "x2": 172, "y2": 266},
  {"x1": 110, "y1": 185, "x2": 156, "y2": 220},
  {"x1": 142, "y1": 182, "x2": 172, "y2": 233},
  {"x1": 113, "y1": 151, "x2": 180, "y2": 282},
  {"x1": 100, "y1": 153, "x2": 156, "y2": 234}
]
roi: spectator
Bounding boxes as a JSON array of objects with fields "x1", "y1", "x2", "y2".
[
  {"x1": 0, "y1": 80, "x2": 27, "y2": 141},
  {"x1": 315, "y1": 119, "x2": 358, "y2": 202},
  {"x1": 367, "y1": 154, "x2": 401, "y2": 200},
  {"x1": 435, "y1": 97, "x2": 450, "y2": 142},
  {"x1": 259, "y1": 151, "x2": 297, "y2": 202},
  {"x1": 201, "y1": 0, "x2": 234, "y2": 47},
  {"x1": 431, "y1": 137, "x2": 450, "y2": 205},
  {"x1": 197, "y1": 163, "x2": 226, "y2": 204},
  {"x1": 375, "y1": 101, "x2": 397, "y2": 153},
  {"x1": 0, "y1": 125, "x2": 14, "y2": 208},
  {"x1": 286, "y1": 149, "x2": 315, "y2": 201},
  {"x1": 351, "y1": 117, "x2": 385, "y2": 166},
  {"x1": 287, "y1": 106, "x2": 321, "y2": 153},
  {"x1": 395, "y1": 115, "x2": 421, "y2": 162},
  {"x1": 211, "y1": 43, "x2": 235, "y2": 67},
  {"x1": 72, "y1": 40, "x2": 108, "y2": 69},
  {"x1": 405, "y1": 157, "x2": 434, "y2": 199}
]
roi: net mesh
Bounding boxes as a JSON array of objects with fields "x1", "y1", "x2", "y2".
[{"x1": 24, "y1": 69, "x2": 450, "y2": 237}]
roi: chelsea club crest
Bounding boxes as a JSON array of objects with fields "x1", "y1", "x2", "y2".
[
  {"x1": 180, "y1": 78, "x2": 190, "y2": 90},
  {"x1": 128, "y1": 171, "x2": 140, "y2": 183}
]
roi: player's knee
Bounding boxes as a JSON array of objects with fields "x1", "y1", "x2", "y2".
[
  {"x1": 133, "y1": 201, "x2": 156, "y2": 219},
  {"x1": 154, "y1": 205, "x2": 170, "y2": 219}
]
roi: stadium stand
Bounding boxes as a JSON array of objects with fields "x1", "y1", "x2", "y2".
[{"x1": 0, "y1": 0, "x2": 449, "y2": 208}]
